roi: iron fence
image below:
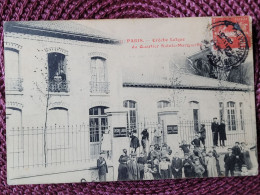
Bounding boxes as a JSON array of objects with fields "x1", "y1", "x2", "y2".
[{"x1": 8, "y1": 119, "x2": 251, "y2": 169}]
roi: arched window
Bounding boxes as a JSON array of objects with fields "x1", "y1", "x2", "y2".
[
  {"x1": 48, "y1": 107, "x2": 69, "y2": 126},
  {"x1": 4, "y1": 48, "x2": 23, "y2": 91},
  {"x1": 90, "y1": 57, "x2": 109, "y2": 94},
  {"x1": 227, "y1": 101, "x2": 236, "y2": 131},
  {"x1": 89, "y1": 106, "x2": 108, "y2": 158},
  {"x1": 123, "y1": 100, "x2": 137, "y2": 133},
  {"x1": 157, "y1": 100, "x2": 171, "y2": 108},
  {"x1": 48, "y1": 52, "x2": 68, "y2": 92}
]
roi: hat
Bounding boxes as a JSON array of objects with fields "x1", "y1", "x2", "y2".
[
  {"x1": 100, "y1": 151, "x2": 106, "y2": 155},
  {"x1": 213, "y1": 117, "x2": 217, "y2": 119}
]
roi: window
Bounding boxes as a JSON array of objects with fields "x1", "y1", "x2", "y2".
[
  {"x1": 89, "y1": 106, "x2": 108, "y2": 158},
  {"x1": 157, "y1": 100, "x2": 171, "y2": 108},
  {"x1": 4, "y1": 48, "x2": 23, "y2": 91},
  {"x1": 227, "y1": 101, "x2": 236, "y2": 131},
  {"x1": 90, "y1": 57, "x2": 109, "y2": 94},
  {"x1": 219, "y1": 102, "x2": 224, "y2": 121},
  {"x1": 48, "y1": 52, "x2": 68, "y2": 92},
  {"x1": 189, "y1": 101, "x2": 200, "y2": 132},
  {"x1": 123, "y1": 100, "x2": 137, "y2": 133},
  {"x1": 239, "y1": 102, "x2": 244, "y2": 130}
]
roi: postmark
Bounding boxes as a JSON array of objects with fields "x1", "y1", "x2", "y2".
[{"x1": 189, "y1": 16, "x2": 251, "y2": 80}]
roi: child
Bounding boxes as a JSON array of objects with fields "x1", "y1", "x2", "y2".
[
  {"x1": 224, "y1": 148, "x2": 236, "y2": 177},
  {"x1": 212, "y1": 146, "x2": 221, "y2": 176},
  {"x1": 179, "y1": 140, "x2": 190, "y2": 155},
  {"x1": 241, "y1": 164, "x2": 249, "y2": 176},
  {"x1": 201, "y1": 151, "x2": 208, "y2": 177},
  {"x1": 97, "y1": 151, "x2": 108, "y2": 182},
  {"x1": 191, "y1": 134, "x2": 201, "y2": 148},
  {"x1": 193, "y1": 157, "x2": 205, "y2": 178},
  {"x1": 171, "y1": 152, "x2": 183, "y2": 179},
  {"x1": 159, "y1": 156, "x2": 170, "y2": 179},
  {"x1": 182, "y1": 153, "x2": 194, "y2": 178},
  {"x1": 205, "y1": 150, "x2": 218, "y2": 177},
  {"x1": 144, "y1": 164, "x2": 154, "y2": 180},
  {"x1": 151, "y1": 157, "x2": 161, "y2": 179}
]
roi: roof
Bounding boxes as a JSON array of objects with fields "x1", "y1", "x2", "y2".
[
  {"x1": 122, "y1": 71, "x2": 252, "y2": 91},
  {"x1": 4, "y1": 21, "x2": 119, "y2": 44}
]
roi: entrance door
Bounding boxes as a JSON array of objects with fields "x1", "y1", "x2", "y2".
[{"x1": 89, "y1": 106, "x2": 108, "y2": 159}]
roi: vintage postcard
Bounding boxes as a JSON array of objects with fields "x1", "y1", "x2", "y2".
[{"x1": 4, "y1": 16, "x2": 258, "y2": 185}]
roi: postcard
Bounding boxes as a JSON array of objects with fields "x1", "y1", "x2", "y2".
[{"x1": 4, "y1": 16, "x2": 258, "y2": 185}]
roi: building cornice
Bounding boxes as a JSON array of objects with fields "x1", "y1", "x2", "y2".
[{"x1": 4, "y1": 23, "x2": 120, "y2": 45}]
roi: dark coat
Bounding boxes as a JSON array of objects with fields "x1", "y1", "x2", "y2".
[
  {"x1": 232, "y1": 146, "x2": 241, "y2": 156},
  {"x1": 224, "y1": 153, "x2": 236, "y2": 170},
  {"x1": 171, "y1": 157, "x2": 183, "y2": 170},
  {"x1": 118, "y1": 155, "x2": 129, "y2": 181},
  {"x1": 218, "y1": 123, "x2": 227, "y2": 140},
  {"x1": 191, "y1": 138, "x2": 201, "y2": 147},
  {"x1": 211, "y1": 122, "x2": 219, "y2": 133},
  {"x1": 183, "y1": 159, "x2": 194, "y2": 177},
  {"x1": 199, "y1": 127, "x2": 206, "y2": 139},
  {"x1": 97, "y1": 157, "x2": 108, "y2": 176},
  {"x1": 179, "y1": 144, "x2": 190, "y2": 154},
  {"x1": 130, "y1": 136, "x2": 140, "y2": 149}
]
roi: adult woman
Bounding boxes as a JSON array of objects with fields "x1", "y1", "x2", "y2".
[
  {"x1": 219, "y1": 120, "x2": 227, "y2": 147},
  {"x1": 205, "y1": 150, "x2": 218, "y2": 177},
  {"x1": 118, "y1": 149, "x2": 129, "y2": 181}
]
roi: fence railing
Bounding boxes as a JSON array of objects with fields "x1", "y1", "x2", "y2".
[
  {"x1": 8, "y1": 124, "x2": 92, "y2": 169},
  {"x1": 5, "y1": 78, "x2": 23, "y2": 91},
  {"x1": 8, "y1": 119, "x2": 251, "y2": 169},
  {"x1": 48, "y1": 80, "x2": 69, "y2": 93}
]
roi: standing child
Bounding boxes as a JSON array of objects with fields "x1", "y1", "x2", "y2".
[
  {"x1": 182, "y1": 153, "x2": 194, "y2": 178},
  {"x1": 151, "y1": 157, "x2": 161, "y2": 180},
  {"x1": 171, "y1": 152, "x2": 183, "y2": 179},
  {"x1": 144, "y1": 164, "x2": 154, "y2": 180},
  {"x1": 205, "y1": 151, "x2": 218, "y2": 177},
  {"x1": 97, "y1": 152, "x2": 108, "y2": 182},
  {"x1": 159, "y1": 156, "x2": 170, "y2": 179},
  {"x1": 224, "y1": 148, "x2": 236, "y2": 177},
  {"x1": 193, "y1": 157, "x2": 205, "y2": 178},
  {"x1": 130, "y1": 133, "x2": 140, "y2": 153}
]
